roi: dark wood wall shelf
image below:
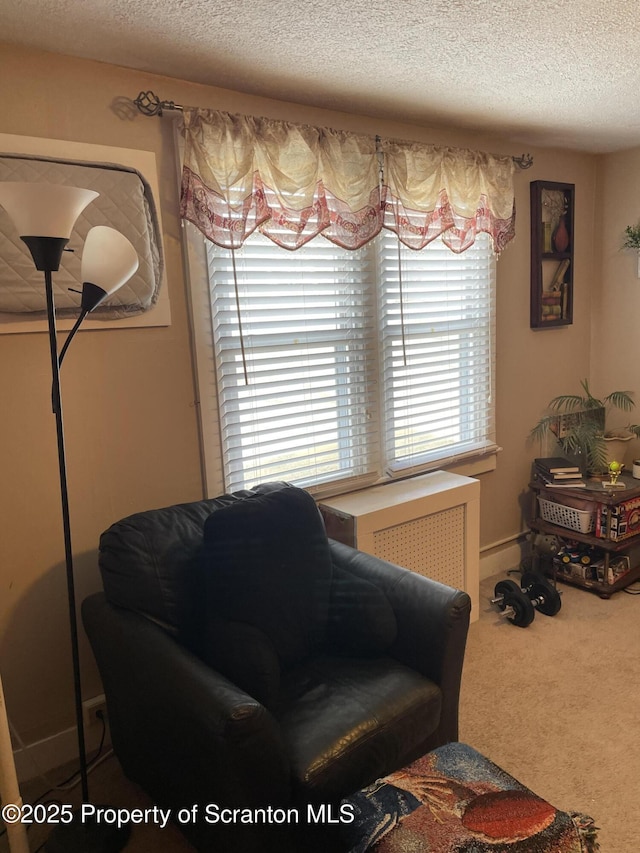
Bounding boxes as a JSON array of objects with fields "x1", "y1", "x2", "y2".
[{"x1": 530, "y1": 180, "x2": 575, "y2": 328}]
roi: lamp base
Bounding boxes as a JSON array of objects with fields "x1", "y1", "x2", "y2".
[{"x1": 44, "y1": 809, "x2": 131, "y2": 853}]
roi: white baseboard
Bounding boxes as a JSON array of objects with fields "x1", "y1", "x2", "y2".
[
  {"x1": 13, "y1": 722, "x2": 110, "y2": 784},
  {"x1": 480, "y1": 535, "x2": 528, "y2": 580}
]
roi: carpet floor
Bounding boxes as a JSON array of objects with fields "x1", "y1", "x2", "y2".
[{"x1": 459, "y1": 570, "x2": 640, "y2": 852}]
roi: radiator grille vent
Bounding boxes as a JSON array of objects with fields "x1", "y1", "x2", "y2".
[{"x1": 372, "y1": 505, "x2": 466, "y2": 589}]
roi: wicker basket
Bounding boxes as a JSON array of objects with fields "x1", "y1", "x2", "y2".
[{"x1": 538, "y1": 496, "x2": 596, "y2": 534}]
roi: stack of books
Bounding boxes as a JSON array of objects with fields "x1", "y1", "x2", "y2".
[{"x1": 533, "y1": 457, "x2": 587, "y2": 488}]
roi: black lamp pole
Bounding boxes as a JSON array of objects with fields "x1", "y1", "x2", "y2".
[{"x1": 43, "y1": 265, "x2": 90, "y2": 804}]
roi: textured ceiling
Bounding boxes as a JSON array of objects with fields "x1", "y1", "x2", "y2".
[{"x1": 3, "y1": 0, "x2": 640, "y2": 152}]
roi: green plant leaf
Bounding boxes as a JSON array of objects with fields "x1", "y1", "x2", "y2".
[
  {"x1": 531, "y1": 381, "x2": 638, "y2": 474},
  {"x1": 623, "y1": 224, "x2": 640, "y2": 249},
  {"x1": 603, "y1": 390, "x2": 634, "y2": 412},
  {"x1": 548, "y1": 394, "x2": 589, "y2": 411}
]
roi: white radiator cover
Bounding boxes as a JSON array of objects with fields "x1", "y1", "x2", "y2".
[{"x1": 319, "y1": 471, "x2": 480, "y2": 622}]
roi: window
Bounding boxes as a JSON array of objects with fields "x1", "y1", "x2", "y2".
[{"x1": 205, "y1": 230, "x2": 496, "y2": 495}]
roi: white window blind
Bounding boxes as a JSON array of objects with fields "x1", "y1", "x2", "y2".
[
  {"x1": 206, "y1": 231, "x2": 495, "y2": 494},
  {"x1": 379, "y1": 232, "x2": 496, "y2": 475},
  {"x1": 206, "y1": 235, "x2": 380, "y2": 492}
]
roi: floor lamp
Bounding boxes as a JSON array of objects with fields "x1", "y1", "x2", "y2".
[{"x1": 0, "y1": 182, "x2": 139, "y2": 852}]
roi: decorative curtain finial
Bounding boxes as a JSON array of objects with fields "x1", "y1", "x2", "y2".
[{"x1": 133, "y1": 90, "x2": 183, "y2": 116}]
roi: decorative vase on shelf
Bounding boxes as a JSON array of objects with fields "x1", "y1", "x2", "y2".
[
  {"x1": 604, "y1": 433, "x2": 634, "y2": 469},
  {"x1": 553, "y1": 214, "x2": 569, "y2": 253}
]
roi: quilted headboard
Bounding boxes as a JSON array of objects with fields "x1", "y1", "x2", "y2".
[{"x1": 0, "y1": 154, "x2": 164, "y2": 319}]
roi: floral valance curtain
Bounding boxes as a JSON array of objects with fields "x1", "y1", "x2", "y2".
[{"x1": 180, "y1": 108, "x2": 515, "y2": 254}]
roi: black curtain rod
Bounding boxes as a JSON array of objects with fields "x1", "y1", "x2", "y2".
[{"x1": 132, "y1": 90, "x2": 534, "y2": 170}]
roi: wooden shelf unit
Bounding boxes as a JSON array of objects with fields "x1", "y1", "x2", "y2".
[
  {"x1": 528, "y1": 475, "x2": 640, "y2": 597},
  {"x1": 530, "y1": 180, "x2": 575, "y2": 328}
]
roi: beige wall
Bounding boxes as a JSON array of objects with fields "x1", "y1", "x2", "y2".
[
  {"x1": 0, "y1": 42, "x2": 599, "y2": 745},
  {"x1": 592, "y1": 147, "x2": 640, "y2": 443}
]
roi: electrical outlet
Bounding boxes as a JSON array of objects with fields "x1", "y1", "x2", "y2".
[{"x1": 82, "y1": 694, "x2": 107, "y2": 728}]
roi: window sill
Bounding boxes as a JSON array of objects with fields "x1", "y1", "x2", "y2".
[
  {"x1": 445, "y1": 450, "x2": 499, "y2": 478},
  {"x1": 309, "y1": 447, "x2": 501, "y2": 502}
]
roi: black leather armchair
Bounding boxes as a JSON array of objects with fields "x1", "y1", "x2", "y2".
[{"x1": 82, "y1": 483, "x2": 471, "y2": 852}]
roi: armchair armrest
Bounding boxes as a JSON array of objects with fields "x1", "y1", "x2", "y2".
[
  {"x1": 82, "y1": 593, "x2": 291, "y2": 850},
  {"x1": 328, "y1": 540, "x2": 471, "y2": 745}
]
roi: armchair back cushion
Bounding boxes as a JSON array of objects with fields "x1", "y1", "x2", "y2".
[
  {"x1": 202, "y1": 486, "x2": 332, "y2": 669},
  {"x1": 326, "y1": 566, "x2": 398, "y2": 658},
  {"x1": 98, "y1": 482, "x2": 398, "y2": 677},
  {"x1": 199, "y1": 485, "x2": 398, "y2": 707},
  {"x1": 98, "y1": 483, "x2": 286, "y2": 648}
]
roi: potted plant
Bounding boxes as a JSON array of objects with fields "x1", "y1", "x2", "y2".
[
  {"x1": 622, "y1": 223, "x2": 640, "y2": 277},
  {"x1": 530, "y1": 379, "x2": 640, "y2": 475}
]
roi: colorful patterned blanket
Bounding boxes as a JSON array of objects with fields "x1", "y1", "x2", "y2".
[{"x1": 341, "y1": 742, "x2": 599, "y2": 853}]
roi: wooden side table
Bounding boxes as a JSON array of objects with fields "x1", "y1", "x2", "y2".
[{"x1": 528, "y1": 474, "x2": 640, "y2": 597}]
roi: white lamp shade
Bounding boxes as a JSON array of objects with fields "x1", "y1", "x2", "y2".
[
  {"x1": 81, "y1": 226, "x2": 139, "y2": 295},
  {"x1": 0, "y1": 181, "x2": 99, "y2": 238}
]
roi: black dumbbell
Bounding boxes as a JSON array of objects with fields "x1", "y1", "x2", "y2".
[
  {"x1": 520, "y1": 571, "x2": 562, "y2": 616},
  {"x1": 491, "y1": 579, "x2": 535, "y2": 628},
  {"x1": 492, "y1": 573, "x2": 562, "y2": 628}
]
